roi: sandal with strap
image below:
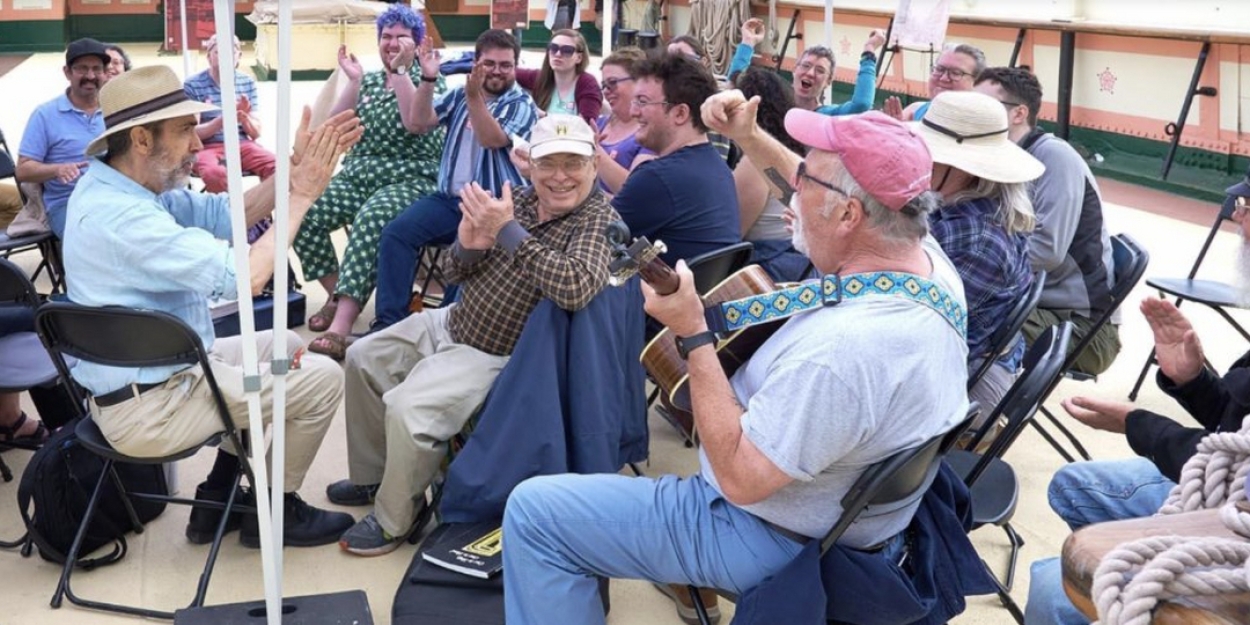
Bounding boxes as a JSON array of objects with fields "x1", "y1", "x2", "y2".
[
  {"x1": 307, "y1": 331, "x2": 351, "y2": 361},
  {"x1": 0, "y1": 412, "x2": 50, "y2": 447},
  {"x1": 308, "y1": 297, "x2": 339, "y2": 333}
]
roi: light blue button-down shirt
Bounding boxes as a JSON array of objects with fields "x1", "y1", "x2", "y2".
[{"x1": 63, "y1": 158, "x2": 238, "y2": 395}]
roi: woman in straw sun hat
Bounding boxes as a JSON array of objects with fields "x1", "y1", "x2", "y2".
[{"x1": 915, "y1": 89, "x2": 1043, "y2": 418}]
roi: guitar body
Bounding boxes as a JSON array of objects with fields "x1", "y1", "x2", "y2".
[{"x1": 641, "y1": 265, "x2": 780, "y2": 412}]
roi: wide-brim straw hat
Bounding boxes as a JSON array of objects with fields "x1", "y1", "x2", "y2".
[
  {"x1": 912, "y1": 90, "x2": 1044, "y2": 184},
  {"x1": 86, "y1": 65, "x2": 218, "y2": 157}
]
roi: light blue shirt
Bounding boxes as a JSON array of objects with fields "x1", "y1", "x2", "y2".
[
  {"x1": 183, "y1": 69, "x2": 260, "y2": 145},
  {"x1": 63, "y1": 158, "x2": 238, "y2": 395},
  {"x1": 433, "y1": 83, "x2": 537, "y2": 195},
  {"x1": 19, "y1": 91, "x2": 105, "y2": 237}
]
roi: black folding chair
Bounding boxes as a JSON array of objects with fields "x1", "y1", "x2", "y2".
[
  {"x1": 1129, "y1": 190, "x2": 1250, "y2": 400},
  {"x1": 687, "y1": 406, "x2": 979, "y2": 625},
  {"x1": 1031, "y1": 234, "x2": 1149, "y2": 462},
  {"x1": 969, "y1": 270, "x2": 1046, "y2": 392},
  {"x1": 946, "y1": 321, "x2": 1074, "y2": 624},
  {"x1": 0, "y1": 128, "x2": 63, "y2": 294},
  {"x1": 35, "y1": 302, "x2": 255, "y2": 620}
]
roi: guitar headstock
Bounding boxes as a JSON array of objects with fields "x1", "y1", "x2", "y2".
[{"x1": 606, "y1": 221, "x2": 669, "y2": 287}]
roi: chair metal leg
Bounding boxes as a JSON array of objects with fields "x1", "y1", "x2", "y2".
[
  {"x1": 192, "y1": 470, "x2": 245, "y2": 608},
  {"x1": 0, "y1": 453, "x2": 10, "y2": 482},
  {"x1": 52, "y1": 458, "x2": 114, "y2": 609},
  {"x1": 1129, "y1": 347, "x2": 1156, "y2": 401},
  {"x1": 628, "y1": 463, "x2": 645, "y2": 477},
  {"x1": 689, "y1": 584, "x2": 713, "y2": 625},
  {"x1": 984, "y1": 558, "x2": 1025, "y2": 624},
  {"x1": 105, "y1": 463, "x2": 146, "y2": 534},
  {"x1": 1028, "y1": 419, "x2": 1076, "y2": 463},
  {"x1": 1039, "y1": 406, "x2": 1092, "y2": 461},
  {"x1": 1002, "y1": 522, "x2": 1024, "y2": 591}
]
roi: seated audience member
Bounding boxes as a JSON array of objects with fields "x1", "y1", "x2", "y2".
[
  {"x1": 371, "y1": 29, "x2": 538, "y2": 331},
  {"x1": 1023, "y1": 295, "x2": 1250, "y2": 625},
  {"x1": 0, "y1": 305, "x2": 48, "y2": 444},
  {"x1": 105, "y1": 43, "x2": 131, "y2": 79},
  {"x1": 611, "y1": 53, "x2": 739, "y2": 267},
  {"x1": 974, "y1": 67, "x2": 1120, "y2": 375},
  {"x1": 0, "y1": 184, "x2": 20, "y2": 230},
  {"x1": 732, "y1": 69, "x2": 810, "y2": 282},
  {"x1": 296, "y1": 5, "x2": 446, "y2": 360},
  {"x1": 63, "y1": 65, "x2": 364, "y2": 547},
  {"x1": 183, "y1": 34, "x2": 277, "y2": 193},
  {"x1": 17, "y1": 38, "x2": 110, "y2": 238},
  {"x1": 884, "y1": 42, "x2": 985, "y2": 122},
  {"x1": 592, "y1": 47, "x2": 655, "y2": 194},
  {"x1": 503, "y1": 101, "x2": 968, "y2": 625},
  {"x1": 515, "y1": 29, "x2": 601, "y2": 124},
  {"x1": 331, "y1": 115, "x2": 618, "y2": 556},
  {"x1": 914, "y1": 90, "x2": 1039, "y2": 415},
  {"x1": 728, "y1": 19, "x2": 886, "y2": 116}
]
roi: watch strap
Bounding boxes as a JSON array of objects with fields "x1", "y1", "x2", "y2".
[{"x1": 677, "y1": 331, "x2": 719, "y2": 360}]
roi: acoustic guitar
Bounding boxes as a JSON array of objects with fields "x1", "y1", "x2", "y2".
[{"x1": 606, "y1": 222, "x2": 787, "y2": 414}]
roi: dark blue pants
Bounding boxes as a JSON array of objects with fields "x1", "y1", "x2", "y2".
[{"x1": 373, "y1": 192, "x2": 461, "y2": 329}]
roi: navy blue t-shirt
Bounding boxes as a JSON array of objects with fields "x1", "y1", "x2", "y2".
[{"x1": 611, "y1": 142, "x2": 740, "y2": 266}]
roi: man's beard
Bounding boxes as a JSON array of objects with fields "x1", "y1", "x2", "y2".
[
  {"x1": 1236, "y1": 226, "x2": 1250, "y2": 305},
  {"x1": 790, "y1": 195, "x2": 809, "y2": 256},
  {"x1": 484, "y1": 76, "x2": 514, "y2": 96},
  {"x1": 152, "y1": 149, "x2": 195, "y2": 193}
]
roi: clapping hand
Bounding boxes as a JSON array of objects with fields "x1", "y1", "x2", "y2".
[
  {"x1": 338, "y1": 44, "x2": 363, "y2": 82},
  {"x1": 883, "y1": 96, "x2": 904, "y2": 120},
  {"x1": 458, "y1": 181, "x2": 514, "y2": 249},
  {"x1": 741, "y1": 18, "x2": 765, "y2": 47},
  {"x1": 1141, "y1": 297, "x2": 1205, "y2": 385}
]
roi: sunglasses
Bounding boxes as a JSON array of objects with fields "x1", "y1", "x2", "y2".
[
  {"x1": 547, "y1": 43, "x2": 580, "y2": 57},
  {"x1": 794, "y1": 161, "x2": 847, "y2": 197}
]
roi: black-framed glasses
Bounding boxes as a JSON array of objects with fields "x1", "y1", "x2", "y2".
[
  {"x1": 999, "y1": 100, "x2": 1025, "y2": 109},
  {"x1": 630, "y1": 97, "x2": 671, "y2": 110},
  {"x1": 479, "y1": 60, "x2": 515, "y2": 72},
  {"x1": 931, "y1": 64, "x2": 972, "y2": 80},
  {"x1": 795, "y1": 161, "x2": 848, "y2": 197},
  {"x1": 547, "y1": 43, "x2": 580, "y2": 57},
  {"x1": 601, "y1": 76, "x2": 634, "y2": 92}
]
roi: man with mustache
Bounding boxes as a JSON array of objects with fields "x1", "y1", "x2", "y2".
[
  {"x1": 1022, "y1": 184, "x2": 1250, "y2": 625},
  {"x1": 62, "y1": 65, "x2": 366, "y2": 549},
  {"x1": 16, "y1": 38, "x2": 111, "y2": 238},
  {"x1": 371, "y1": 28, "x2": 538, "y2": 330},
  {"x1": 183, "y1": 34, "x2": 278, "y2": 193}
]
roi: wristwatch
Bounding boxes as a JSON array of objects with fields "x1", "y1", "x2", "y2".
[
  {"x1": 675, "y1": 331, "x2": 719, "y2": 360},
  {"x1": 391, "y1": 64, "x2": 411, "y2": 75},
  {"x1": 420, "y1": 74, "x2": 439, "y2": 83}
]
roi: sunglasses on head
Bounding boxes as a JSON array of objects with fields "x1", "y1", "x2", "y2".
[{"x1": 548, "y1": 43, "x2": 579, "y2": 57}]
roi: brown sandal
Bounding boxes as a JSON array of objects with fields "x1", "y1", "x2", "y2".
[
  {"x1": 308, "y1": 332, "x2": 350, "y2": 361},
  {"x1": 308, "y1": 297, "x2": 339, "y2": 332}
]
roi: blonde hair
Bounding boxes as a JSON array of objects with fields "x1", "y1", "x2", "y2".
[{"x1": 945, "y1": 177, "x2": 1036, "y2": 235}]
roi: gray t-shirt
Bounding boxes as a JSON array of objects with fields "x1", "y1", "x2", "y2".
[
  {"x1": 700, "y1": 239, "x2": 970, "y2": 547},
  {"x1": 448, "y1": 123, "x2": 481, "y2": 197}
]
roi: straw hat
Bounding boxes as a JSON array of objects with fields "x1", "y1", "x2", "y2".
[
  {"x1": 85, "y1": 65, "x2": 218, "y2": 157},
  {"x1": 913, "y1": 90, "x2": 1044, "y2": 184}
]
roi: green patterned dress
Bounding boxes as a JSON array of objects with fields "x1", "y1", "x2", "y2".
[{"x1": 293, "y1": 69, "x2": 446, "y2": 305}]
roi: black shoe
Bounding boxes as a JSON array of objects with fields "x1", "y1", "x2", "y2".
[
  {"x1": 186, "y1": 482, "x2": 251, "y2": 545},
  {"x1": 326, "y1": 479, "x2": 380, "y2": 506},
  {"x1": 240, "y1": 493, "x2": 356, "y2": 549}
]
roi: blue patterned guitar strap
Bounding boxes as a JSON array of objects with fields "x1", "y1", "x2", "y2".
[{"x1": 705, "y1": 272, "x2": 967, "y2": 340}]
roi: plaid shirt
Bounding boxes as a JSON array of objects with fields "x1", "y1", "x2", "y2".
[
  {"x1": 930, "y1": 197, "x2": 1033, "y2": 370},
  {"x1": 445, "y1": 187, "x2": 620, "y2": 356}
]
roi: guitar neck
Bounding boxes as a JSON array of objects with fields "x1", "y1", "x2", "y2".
[{"x1": 638, "y1": 254, "x2": 681, "y2": 296}]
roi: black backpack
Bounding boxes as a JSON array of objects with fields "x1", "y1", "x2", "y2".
[{"x1": 17, "y1": 420, "x2": 169, "y2": 568}]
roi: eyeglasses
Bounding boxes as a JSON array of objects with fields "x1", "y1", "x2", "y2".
[
  {"x1": 532, "y1": 156, "x2": 592, "y2": 174},
  {"x1": 630, "y1": 97, "x2": 671, "y2": 110},
  {"x1": 999, "y1": 100, "x2": 1025, "y2": 109},
  {"x1": 601, "y1": 76, "x2": 634, "y2": 92},
  {"x1": 70, "y1": 64, "x2": 104, "y2": 76},
  {"x1": 795, "y1": 60, "x2": 830, "y2": 77},
  {"x1": 794, "y1": 161, "x2": 847, "y2": 197},
  {"x1": 478, "y1": 60, "x2": 516, "y2": 72},
  {"x1": 931, "y1": 64, "x2": 972, "y2": 80},
  {"x1": 547, "y1": 43, "x2": 580, "y2": 57}
]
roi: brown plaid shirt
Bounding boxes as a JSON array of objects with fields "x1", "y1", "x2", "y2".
[{"x1": 445, "y1": 187, "x2": 619, "y2": 356}]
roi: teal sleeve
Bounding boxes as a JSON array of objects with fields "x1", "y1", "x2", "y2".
[
  {"x1": 727, "y1": 43, "x2": 755, "y2": 79},
  {"x1": 815, "y1": 54, "x2": 878, "y2": 117}
]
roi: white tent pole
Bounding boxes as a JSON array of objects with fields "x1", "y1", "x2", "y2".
[
  {"x1": 604, "y1": 0, "x2": 613, "y2": 58},
  {"x1": 268, "y1": 0, "x2": 294, "y2": 590},
  {"x1": 824, "y1": 0, "x2": 833, "y2": 102},
  {"x1": 180, "y1": 0, "x2": 192, "y2": 77},
  {"x1": 211, "y1": 1, "x2": 282, "y2": 623}
]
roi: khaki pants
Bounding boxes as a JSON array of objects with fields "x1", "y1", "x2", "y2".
[
  {"x1": 343, "y1": 306, "x2": 509, "y2": 537},
  {"x1": 91, "y1": 330, "x2": 342, "y2": 491},
  {"x1": 0, "y1": 183, "x2": 20, "y2": 230},
  {"x1": 1023, "y1": 308, "x2": 1122, "y2": 376}
]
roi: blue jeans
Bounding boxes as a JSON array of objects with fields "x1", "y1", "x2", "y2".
[
  {"x1": 503, "y1": 473, "x2": 805, "y2": 625},
  {"x1": 1024, "y1": 458, "x2": 1174, "y2": 625},
  {"x1": 372, "y1": 192, "x2": 461, "y2": 329}
]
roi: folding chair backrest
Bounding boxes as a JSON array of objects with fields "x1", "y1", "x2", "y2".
[
  {"x1": 1063, "y1": 234, "x2": 1148, "y2": 373},
  {"x1": 969, "y1": 270, "x2": 1047, "y2": 391},
  {"x1": 819, "y1": 407, "x2": 976, "y2": 554},
  {"x1": 687, "y1": 242, "x2": 755, "y2": 294},
  {"x1": 963, "y1": 322, "x2": 1073, "y2": 486},
  {"x1": 0, "y1": 257, "x2": 40, "y2": 309}
]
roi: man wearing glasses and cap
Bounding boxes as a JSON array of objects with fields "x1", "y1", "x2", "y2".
[{"x1": 17, "y1": 38, "x2": 112, "y2": 238}]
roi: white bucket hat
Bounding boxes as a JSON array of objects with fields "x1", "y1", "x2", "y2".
[
  {"x1": 913, "y1": 90, "x2": 1044, "y2": 184},
  {"x1": 86, "y1": 65, "x2": 218, "y2": 157}
]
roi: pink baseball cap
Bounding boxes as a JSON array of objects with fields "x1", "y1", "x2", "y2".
[{"x1": 784, "y1": 109, "x2": 933, "y2": 212}]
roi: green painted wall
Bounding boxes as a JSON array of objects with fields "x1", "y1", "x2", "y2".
[
  {"x1": 0, "y1": 20, "x2": 66, "y2": 53},
  {"x1": 430, "y1": 15, "x2": 606, "y2": 54},
  {"x1": 2, "y1": 13, "x2": 257, "y2": 50}
]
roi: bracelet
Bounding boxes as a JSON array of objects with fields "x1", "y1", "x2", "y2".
[{"x1": 420, "y1": 74, "x2": 439, "y2": 83}]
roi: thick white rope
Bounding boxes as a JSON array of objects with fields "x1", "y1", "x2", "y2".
[
  {"x1": 1092, "y1": 414, "x2": 1250, "y2": 624},
  {"x1": 687, "y1": 0, "x2": 751, "y2": 75}
]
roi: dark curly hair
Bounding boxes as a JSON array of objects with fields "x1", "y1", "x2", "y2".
[
  {"x1": 735, "y1": 68, "x2": 804, "y2": 155},
  {"x1": 630, "y1": 53, "x2": 719, "y2": 133},
  {"x1": 975, "y1": 66, "x2": 1044, "y2": 127}
]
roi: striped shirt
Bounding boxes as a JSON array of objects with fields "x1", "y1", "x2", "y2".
[
  {"x1": 183, "y1": 69, "x2": 260, "y2": 145},
  {"x1": 443, "y1": 187, "x2": 619, "y2": 356},
  {"x1": 434, "y1": 83, "x2": 538, "y2": 195}
]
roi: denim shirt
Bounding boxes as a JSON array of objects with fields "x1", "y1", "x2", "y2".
[{"x1": 63, "y1": 158, "x2": 237, "y2": 395}]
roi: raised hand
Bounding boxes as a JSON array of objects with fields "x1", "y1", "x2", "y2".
[
  {"x1": 700, "y1": 89, "x2": 760, "y2": 143},
  {"x1": 392, "y1": 35, "x2": 417, "y2": 72},
  {"x1": 883, "y1": 95, "x2": 904, "y2": 120},
  {"x1": 417, "y1": 37, "x2": 441, "y2": 79},
  {"x1": 290, "y1": 106, "x2": 361, "y2": 196},
  {"x1": 237, "y1": 94, "x2": 253, "y2": 114},
  {"x1": 740, "y1": 18, "x2": 765, "y2": 47},
  {"x1": 458, "y1": 181, "x2": 514, "y2": 249},
  {"x1": 466, "y1": 62, "x2": 487, "y2": 101},
  {"x1": 508, "y1": 143, "x2": 532, "y2": 179},
  {"x1": 337, "y1": 44, "x2": 363, "y2": 82},
  {"x1": 1141, "y1": 297, "x2": 1205, "y2": 385},
  {"x1": 1061, "y1": 396, "x2": 1133, "y2": 434},
  {"x1": 864, "y1": 29, "x2": 887, "y2": 54}
]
